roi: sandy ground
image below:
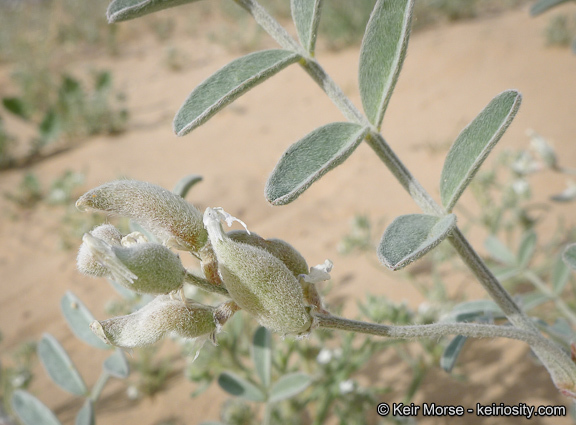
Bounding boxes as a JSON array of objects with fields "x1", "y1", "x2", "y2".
[{"x1": 1, "y1": 3, "x2": 576, "y2": 424}]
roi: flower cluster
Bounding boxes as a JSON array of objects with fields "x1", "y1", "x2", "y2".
[{"x1": 76, "y1": 180, "x2": 332, "y2": 349}]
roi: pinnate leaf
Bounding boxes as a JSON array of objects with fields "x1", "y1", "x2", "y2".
[
  {"x1": 378, "y1": 214, "x2": 456, "y2": 270},
  {"x1": 440, "y1": 90, "x2": 521, "y2": 211},
  {"x1": 218, "y1": 372, "x2": 266, "y2": 402},
  {"x1": 291, "y1": 0, "x2": 323, "y2": 54},
  {"x1": 359, "y1": 0, "x2": 414, "y2": 128},
  {"x1": 38, "y1": 334, "x2": 87, "y2": 396},
  {"x1": 174, "y1": 50, "x2": 300, "y2": 136},
  {"x1": 266, "y1": 122, "x2": 369, "y2": 205},
  {"x1": 11, "y1": 390, "x2": 62, "y2": 425},
  {"x1": 269, "y1": 373, "x2": 312, "y2": 403},
  {"x1": 107, "y1": 0, "x2": 202, "y2": 23},
  {"x1": 61, "y1": 291, "x2": 110, "y2": 350}
]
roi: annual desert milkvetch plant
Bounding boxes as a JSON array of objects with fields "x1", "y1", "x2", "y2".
[{"x1": 13, "y1": 1, "x2": 576, "y2": 421}]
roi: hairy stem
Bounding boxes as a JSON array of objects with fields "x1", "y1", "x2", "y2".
[
  {"x1": 233, "y1": 0, "x2": 576, "y2": 392},
  {"x1": 184, "y1": 270, "x2": 230, "y2": 296},
  {"x1": 90, "y1": 370, "x2": 110, "y2": 402}
]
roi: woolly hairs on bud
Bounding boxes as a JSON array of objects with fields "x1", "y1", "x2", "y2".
[
  {"x1": 76, "y1": 180, "x2": 207, "y2": 252},
  {"x1": 77, "y1": 224, "x2": 123, "y2": 277}
]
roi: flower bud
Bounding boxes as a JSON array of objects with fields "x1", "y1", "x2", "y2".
[
  {"x1": 81, "y1": 233, "x2": 186, "y2": 294},
  {"x1": 203, "y1": 207, "x2": 312, "y2": 335},
  {"x1": 77, "y1": 224, "x2": 123, "y2": 277},
  {"x1": 226, "y1": 230, "x2": 309, "y2": 277},
  {"x1": 90, "y1": 295, "x2": 216, "y2": 348},
  {"x1": 76, "y1": 180, "x2": 207, "y2": 253}
]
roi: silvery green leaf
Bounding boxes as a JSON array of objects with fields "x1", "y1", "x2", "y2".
[
  {"x1": 107, "y1": 0, "x2": 203, "y2": 23},
  {"x1": 266, "y1": 122, "x2": 369, "y2": 205},
  {"x1": 491, "y1": 265, "x2": 519, "y2": 282},
  {"x1": 520, "y1": 292, "x2": 550, "y2": 312},
  {"x1": 103, "y1": 349, "x2": 130, "y2": 378},
  {"x1": 174, "y1": 50, "x2": 300, "y2": 136},
  {"x1": 358, "y1": 0, "x2": 414, "y2": 128},
  {"x1": 530, "y1": 0, "x2": 573, "y2": 16},
  {"x1": 172, "y1": 174, "x2": 203, "y2": 199},
  {"x1": 291, "y1": 0, "x2": 323, "y2": 54},
  {"x1": 75, "y1": 400, "x2": 94, "y2": 425},
  {"x1": 440, "y1": 335, "x2": 467, "y2": 373},
  {"x1": 517, "y1": 230, "x2": 537, "y2": 268},
  {"x1": 252, "y1": 327, "x2": 272, "y2": 388},
  {"x1": 11, "y1": 390, "x2": 62, "y2": 425},
  {"x1": 440, "y1": 90, "x2": 522, "y2": 211},
  {"x1": 442, "y1": 300, "x2": 503, "y2": 323},
  {"x1": 563, "y1": 243, "x2": 576, "y2": 270},
  {"x1": 377, "y1": 214, "x2": 456, "y2": 270},
  {"x1": 269, "y1": 373, "x2": 312, "y2": 403},
  {"x1": 484, "y1": 235, "x2": 516, "y2": 266},
  {"x1": 218, "y1": 372, "x2": 266, "y2": 402},
  {"x1": 38, "y1": 334, "x2": 87, "y2": 396},
  {"x1": 552, "y1": 255, "x2": 570, "y2": 294},
  {"x1": 61, "y1": 292, "x2": 110, "y2": 350},
  {"x1": 549, "y1": 318, "x2": 574, "y2": 340}
]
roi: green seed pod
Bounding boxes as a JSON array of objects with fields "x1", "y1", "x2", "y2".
[
  {"x1": 81, "y1": 233, "x2": 186, "y2": 294},
  {"x1": 90, "y1": 296, "x2": 216, "y2": 348},
  {"x1": 76, "y1": 180, "x2": 207, "y2": 253},
  {"x1": 77, "y1": 224, "x2": 123, "y2": 277},
  {"x1": 204, "y1": 208, "x2": 312, "y2": 335},
  {"x1": 227, "y1": 230, "x2": 309, "y2": 277}
]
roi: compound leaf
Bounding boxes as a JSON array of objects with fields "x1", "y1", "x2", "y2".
[
  {"x1": 440, "y1": 90, "x2": 521, "y2": 211},
  {"x1": 269, "y1": 373, "x2": 312, "y2": 403},
  {"x1": 359, "y1": 0, "x2": 414, "y2": 128},
  {"x1": 291, "y1": 0, "x2": 323, "y2": 54},
  {"x1": 377, "y1": 214, "x2": 456, "y2": 270},
  {"x1": 107, "y1": 0, "x2": 203, "y2": 23},
  {"x1": 174, "y1": 49, "x2": 300, "y2": 136},
  {"x1": 38, "y1": 334, "x2": 87, "y2": 396},
  {"x1": 218, "y1": 372, "x2": 266, "y2": 402},
  {"x1": 266, "y1": 122, "x2": 368, "y2": 205},
  {"x1": 61, "y1": 292, "x2": 110, "y2": 350},
  {"x1": 11, "y1": 390, "x2": 62, "y2": 425}
]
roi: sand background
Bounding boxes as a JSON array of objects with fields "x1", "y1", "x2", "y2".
[{"x1": 1, "y1": 2, "x2": 576, "y2": 424}]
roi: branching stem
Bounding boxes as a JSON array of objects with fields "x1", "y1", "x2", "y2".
[{"x1": 232, "y1": 0, "x2": 576, "y2": 393}]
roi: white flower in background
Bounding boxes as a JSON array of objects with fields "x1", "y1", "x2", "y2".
[
  {"x1": 339, "y1": 379, "x2": 355, "y2": 394},
  {"x1": 512, "y1": 179, "x2": 530, "y2": 197},
  {"x1": 317, "y1": 348, "x2": 332, "y2": 364}
]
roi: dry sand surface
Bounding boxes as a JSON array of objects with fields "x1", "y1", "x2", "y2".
[{"x1": 1, "y1": 3, "x2": 576, "y2": 424}]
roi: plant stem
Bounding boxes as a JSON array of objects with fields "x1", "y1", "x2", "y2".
[
  {"x1": 524, "y1": 270, "x2": 576, "y2": 327},
  {"x1": 184, "y1": 270, "x2": 230, "y2": 296},
  {"x1": 315, "y1": 313, "x2": 540, "y2": 344},
  {"x1": 233, "y1": 0, "x2": 576, "y2": 393},
  {"x1": 90, "y1": 370, "x2": 110, "y2": 402},
  {"x1": 262, "y1": 402, "x2": 272, "y2": 425}
]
